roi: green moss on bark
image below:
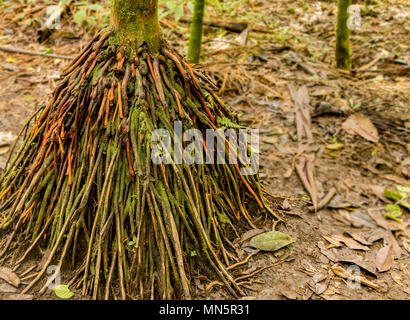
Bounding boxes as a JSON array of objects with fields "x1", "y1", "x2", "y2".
[
  {"x1": 336, "y1": 0, "x2": 351, "y2": 70},
  {"x1": 111, "y1": 0, "x2": 161, "y2": 54}
]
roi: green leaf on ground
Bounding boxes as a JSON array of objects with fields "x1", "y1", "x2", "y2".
[
  {"x1": 384, "y1": 189, "x2": 402, "y2": 201},
  {"x1": 250, "y1": 231, "x2": 293, "y2": 251},
  {"x1": 384, "y1": 186, "x2": 410, "y2": 210},
  {"x1": 326, "y1": 143, "x2": 344, "y2": 150},
  {"x1": 53, "y1": 285, "x2": 74, "y2": 299},
  {"x1": 385, "y1": 204, "x2": 402, "y2": 223}
]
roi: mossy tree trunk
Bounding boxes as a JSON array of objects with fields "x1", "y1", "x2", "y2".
[
  {"x1": 187, "y1": 0, "x2": 205, "y2": 63},
  {"x1": 111, "y1": 0, "x2": 161, "y2": 52},
  {"x1": 336, "y1": 0, "x2": 351, "y2": 70}
]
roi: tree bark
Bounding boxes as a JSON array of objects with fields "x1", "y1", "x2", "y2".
[
  {"x1": 187, "y1": 0, "x2": 205, "y2": 63},
  {"x1": 336, "y1": 0, "x2": 351, "y2": 70},
  {"x1": 111, "y1": 0, "x2": 161, "y2": 53}
]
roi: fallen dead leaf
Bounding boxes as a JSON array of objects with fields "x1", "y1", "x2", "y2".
[
  {"x1": 331, "y1": 265, "x2": 379, "y2": 290},
  {"x1": 366, "y1": 228, "x2": 386, "y2": 244},
  {"x1": 317, "y1": 241, "x2": 338, "y2": 262},
  {"x1": 370, "y1": 185, "x2": 389, "y2": 202},
  {"x1": 0, "y1": 282, "x2": 18, "y2": 293},
  {"x1": 39, "y1": 249, "x2": 51, "y2": 270},
  {"x1": 312, "y1": 273, "x2": 327, "y2": 283},
  {"x1": 342, "y1": 113, "x2": 379, "y2": 143},
  {"x1": 280, "y1": 288, "x2": 299, "y2": 300},
  {"x1": 375, "y1": 245, "x2": 393, "y2": 272},
  {"x1": 350, "y1": 211, "x2": 377, "y2": 228},
  {"x1": 380, "y1": 174, "x2": 410, "y2": 187},
  {"x1": 390, "y1": 272, "x2": 404, "y2": 287},
  {"x1": 0, "y1": 146, "x2": 10, "y2": 155},
  {"x1": 385, "y1": 231, "x2": 402, "y2": 259},
  {"x1": 309, "y1": 85, "x2": 339, "y2": 96},
  {"x1": 322, "y1": 235, "x2": 342, "y2": 248},
  {"x1": 0, "y1": 131, "x2": 15, "y2": 146},
  {"x1": 337, "y1": 259, "x2": 378, "y2": 278},
  {"x1": 237, "y1": 229, "x2": 265, "y2": 244},
  {"x1": 315, "y1": 282, "x2": 327, "y2": 295},
  {"x1": 0, "y1": 267, "x2": 20, "y2": 287},
  {"x1": 331, "y1": 234, "x2": 370, "y2": 251},
  {"x1": 322, "y1": 286, "x2": 339, "y2": 296},
  {"x1": 289, "y1": 85, "x2": 318, "y2": 211},
  {"x1": 344, "y1": 231, "x2": 371, "y2": 246},
  {"x1": 367, "y1": 209, "x2": 404, "y2": 231},
  {"x1": 403, "y1": 240, "x2": 410, "y2": 253}
]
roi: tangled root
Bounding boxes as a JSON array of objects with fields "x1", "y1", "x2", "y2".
[{"x1": 0, "y1": 29, "x2": 277, "y2": 299}]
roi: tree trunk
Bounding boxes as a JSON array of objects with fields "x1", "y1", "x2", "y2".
[
  {"x1": 111, "y1": 0, "x2": 161, "y2": 52},
  {"x1": 336, "y1": 0, "x2": 351, "y2": 70},
  {"x1": 187, "y1": 0, "x2": 205, "y2": 63}
]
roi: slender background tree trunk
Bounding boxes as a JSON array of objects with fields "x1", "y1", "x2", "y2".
[
  {"x1": 335, "y1": 0, "x2": 351, "y2": 70},
  {"x1": 187, "y1": 0, "x2": 205, "y2": 63},
  {"x1": 111, "y1": 0, "x2": 161, "y2": 52}
]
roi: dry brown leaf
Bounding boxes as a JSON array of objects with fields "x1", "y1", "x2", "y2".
[
  {"x1": 310, "y1": 86, "x2": 339, "y2": 96},
  {"x1": 331, "y1": 265, "x2": 379, "y2": 289},
  {"x1": 337, "y1": 259, "x2": 378, "y2": 278},
  {"x1": 0, "y1": 282, "x2": 18, "y2": 293},
  {"x1": 238, "y1": 229, "x2": 265, "y2": 244},
  {"x1": 403, "y1": 240, "x2": 410, "y2": 253},
  {"x1": 0, "y1": 146, "x2": 10, "y2": 155},
  {"x1": 367, "y1": 209, "x2": 404, "y2": 231},
  {"x1": 334, "y1": 210, "x2": 352, "y2": 226},
  {"x1": 280, "y1": 289, "x2": 299, "y2": 300},
  {"x1": 342, "y1": 113, "x2": 379, "y2": 143},
  {"x1": 357, "y1": 50, "x2": 390, "y2": 72},
  {"x1": 331, "y1": 234, "x2": 370, "y2": 251},
  {"x1": 322, "y1": 286, "x2": 339, "y2": 296},
  {"x1": 370, "y1": 185, "x2": 389, "y2": 202},
  {"x1": 315, "y1": 282, "x2": 327, "y2": 295},
  {"x1": 390, "y1": 271, "x2": 404, "y2": 286},
  {"x1": 0, "y1": 267, "x2": 20, "y2": 287},
  {"x1": 375, "y1": 246, "x2": 393, "y2": 272},
  {"x1": 289, "y1": 85, "x2": 318, "y2": 211},
  {"x1": 317, "y1": 242, "x2": 338, "y2": 262},
  {"x1": 39, "y1": 249, "x2": 51, "y2": 269},
  {"x1": 380, "y1": 174, "x2": 410, "y2": 187},
  {"x1": 322, "y1": 235, "x2": 342, "y2": 248},
  {"x1": 385, "y1": 231, "x2": 402, "y2": 259},
  {"x1": 366, "y1": 228, "x2": 386, "y2": 244},
  {"x1": 344, "y1": 231, "x2": 371, "y2": 246},
  {"x1": 295, "y1": 155, "x2": 318, "y2": 210}
]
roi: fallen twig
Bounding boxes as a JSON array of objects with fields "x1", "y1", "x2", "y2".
[
  {"x1": 180, "y1": 17, "x2": 248, "y2": 33},
  {"x1": 227, "y1": 250, "x2": 260, "y2": 271},
  {"x1": 234, "y1": 256, "x2": 290, "y2": 282},
  {"x1": 0, "y1": 46, "x2": 74, "y2": 60},
  {"x1": 309, "y1": 187, "x2": 337, "y2": 211}
]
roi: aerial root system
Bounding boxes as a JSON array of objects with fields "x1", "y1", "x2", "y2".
[{"x1": 0, "y1": 29, "x2": 278, "y2": 299}]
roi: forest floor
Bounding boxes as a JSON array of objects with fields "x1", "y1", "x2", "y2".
[{"x1": 0, "y1": 0, "x2": 409, "y2": 300}]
